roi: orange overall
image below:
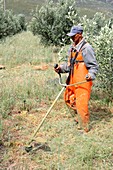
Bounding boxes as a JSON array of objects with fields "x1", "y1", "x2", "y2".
[{"x1": 64, "y1": 49, "x2": 92, "y2": 130}]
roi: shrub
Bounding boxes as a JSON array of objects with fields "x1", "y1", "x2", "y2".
[
  {"x1": 80, "y1": 12, "x2": 107, "y2": 41},
  {"x1": 94, "y1": 25, "x2": 113, "y2": 96},
  {"x1": 18, "y1": 14, "x2": 26, "y2": 31},
  {"x1": 29, "y1": 0, "x2": 79, "y2": 46},
  {"x1": 0, "y1": 2, "x2": 26, "y2": 39}
]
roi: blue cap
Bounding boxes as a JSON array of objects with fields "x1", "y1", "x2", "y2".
[{"x1": 67, "y1": 25, "x2": 83, "y2": 37}]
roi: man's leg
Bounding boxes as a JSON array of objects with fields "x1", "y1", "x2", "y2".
[{"x1": 75, "y1": 86, "x2": 91, "y2": 132}]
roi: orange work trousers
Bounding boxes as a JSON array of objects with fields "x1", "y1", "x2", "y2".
[
  {"x1": 64, "y1": 80, "x2": 92, "y2": 130},
  {"x1": 65, "y1": 52, "x2": 93, "y2": 130}
]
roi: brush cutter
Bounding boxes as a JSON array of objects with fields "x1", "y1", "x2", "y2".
[{"x1": 25, "y1": 64, "x2": 88, "y2": 152}]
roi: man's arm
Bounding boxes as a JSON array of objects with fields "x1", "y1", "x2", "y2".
[
  {"x1": 59, "y1": 63, "x2": 70, "y2": 73},
  {"x1": 82, "y1": 44, "x2": 99, "y2": 80}
]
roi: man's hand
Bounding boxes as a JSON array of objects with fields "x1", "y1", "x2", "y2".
[
  {"x1": 85, "y1": 73, "x2": 92, "y2": 81},
  {"x1": 54, "y1": 64, "x2": 61, "y2": 74}
]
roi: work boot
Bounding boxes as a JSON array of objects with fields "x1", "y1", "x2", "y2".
[
  {"x1": 83, "y1": 124, "x2": 90, "y2": 133},
  {"x1": 84, "y1": 128, "x2": 90, "y2": 133}
]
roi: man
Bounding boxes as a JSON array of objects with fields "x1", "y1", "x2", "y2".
[{"x1": 54, "y1": 25, "x2": 98, "y2": 132}]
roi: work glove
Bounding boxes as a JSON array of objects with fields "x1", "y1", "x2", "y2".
[{"x1": 85, "y1": 73, "x2": 92, "y2": 81}]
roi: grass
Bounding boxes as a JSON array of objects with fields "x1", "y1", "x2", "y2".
[{"x1": 0, "y1": 31, "x2": 113, "y2": 169}]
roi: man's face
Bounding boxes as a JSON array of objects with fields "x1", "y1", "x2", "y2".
[{"x1": 71, "y1": 33, "x2": 81, "y2": 45}]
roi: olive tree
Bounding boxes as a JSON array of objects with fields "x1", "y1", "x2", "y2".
[
  {"x1": 29, "y1": 0, "x2": 79, "y2": 46},
  {"x1": 94, "y1": 25, "x2": 113, "y2": 96}
]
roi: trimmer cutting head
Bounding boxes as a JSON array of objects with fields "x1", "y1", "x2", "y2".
[
  {"x1": 24, "y1": 137, "x2": 51, "y2": 153},
  {"x1": 25, "y1": 145, "x2": 33, "y2": 152},
  {"x1": 25, "y1": 142, "x2": 51, "y2": 153}
]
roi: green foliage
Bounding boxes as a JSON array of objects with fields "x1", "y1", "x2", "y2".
[
  {"x1": 18, "y1": 14, "x2": 26, "y2": 31},
  {"x1": 29, "y1": 0, "x2": 79, "y2": 46},
  {"x1": 0, "y1": 2, "x2": 26, "y2": 39},
  {"x1": 94, "y1": 25, "x2": 113, "y2": 96},
  {"x1": 80, "y1": 12, "x2": 107, "y2": 40}
]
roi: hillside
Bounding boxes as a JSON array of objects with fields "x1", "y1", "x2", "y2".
[
  {"x1": 99, "y1": 0, "x2": 113, "y2": 3},
  {"x1": 4, "y1": 0, "x2": 45, "y2": 21},
  {"x1": 76, "y1": 0, "x2": 113, "y2": 18},
  {"x1": 4, "y1": 0, "x2": 113, "y2": 21}
]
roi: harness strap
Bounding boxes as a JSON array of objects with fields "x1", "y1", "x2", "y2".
[
  {"x1": 71, "y1": 41, "x2": 87, "y2": 65},
  {"x1": 76, "y1": 60, "x2": 84, "y2": 62},
  {"x1": 66, "y1": 41, "x2": 87, "y2": 85}
]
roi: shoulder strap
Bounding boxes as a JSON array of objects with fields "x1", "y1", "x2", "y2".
[
  {"x1": 71, "y1": 41, "x2": 87, "y2": 62},
  {"x1": 70, "y1": 41, "x2": 87, "y2": 67},
  {"x1": 79, "y1": 41, "x2": 87, "y2": 52},
  {"x1": 66, "y1": 41, "x2": 87, "y2": 84}
]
